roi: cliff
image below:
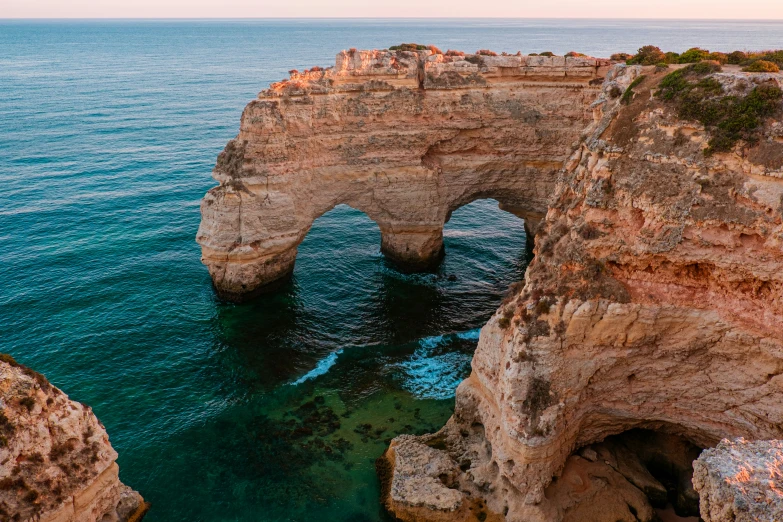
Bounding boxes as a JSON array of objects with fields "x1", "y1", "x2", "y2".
[
  {"x1": 196, "y1": 49, "x2": 612, "y2": 301},
  {"x1": 381, "y1": 62, "x2": 783, "y2": 521},
  {"x1": 198, "y1": 47, "x2": 783, "y2": 521},
  {"x1": 0, "y1": 356, "x2": 146, "y2": 522}
]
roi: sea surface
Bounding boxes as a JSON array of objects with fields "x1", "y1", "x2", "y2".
[{"x1": 2, "y1": 18, "x2": 783, "y2": 522}]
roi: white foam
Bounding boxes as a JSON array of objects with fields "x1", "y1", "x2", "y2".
[{"x1": 289, "y1": 349, "x2": 343, "y2": 386}]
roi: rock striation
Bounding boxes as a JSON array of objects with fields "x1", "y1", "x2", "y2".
[
  {"x1": 379, "y1": 62, "x2": 783, "y2": 521},
  {"x1": 0, "y1": 356, "x2": 146, "y2": 522},
  {"x1": 693, "y1": 438, "x2": 783, "y2": 522},
  {"x1": 199, "y1": 47, "x2": 783, "y2": 520},
  {"x1": 197, "y1": 49, "x2": 611, "y2": 301}
]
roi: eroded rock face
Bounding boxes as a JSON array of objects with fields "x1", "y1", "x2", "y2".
[
  {"x1": 197, "y1": 49, "x2": 612, "y2": 301},
  {"x1": 693, "y1": 438, "x2": 783, "y2": 522},
  {"x1": 0, "y1": 356, "x2": 146, "y2": 522},
  {"x1": 383, "y1": 64, "x2": 783, "y2": 521}
]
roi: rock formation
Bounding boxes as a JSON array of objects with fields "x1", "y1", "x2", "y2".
[
  {"x1": 199, "y1": 46, "x2": 783, "y2": 520},
  {"x1": 694, "y1": 438, "x2": 783, "y2": 522},
  {"x1": 197, "y1": 49, "x2": 612, "y2": 301},
  {"x1": 0, "y1": 355, "x2": 146, "y2": 522},
  {"x1": 380, "y1": 61, "x2": 783, "y2": 521}
]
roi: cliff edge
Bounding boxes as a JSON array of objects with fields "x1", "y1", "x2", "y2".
[{"x1": 0, "y1": 356, "x2": 146, "y2": 522}]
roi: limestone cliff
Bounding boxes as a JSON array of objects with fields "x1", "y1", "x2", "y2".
[
  {"x1": 381, "y1": 63, "x2": 783, "y2": 521},
  {"x1": 197, "y1": 49, "x2": 611, "y2": 301},
  {"x1": 0, "y1": 356, "x2": 146, "y2": 522}
]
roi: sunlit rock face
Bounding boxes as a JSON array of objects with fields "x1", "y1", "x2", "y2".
[
  {"x1": 0, "y1": 357, "x2": 146, "y2": 522},
  {"x1": 382, "y1": 64, "x2": 783, "y2": 521},
  {"x1": 196, "y1": 49, "x2": 612, "y2": 301},
  {"x1": 694, "y1": 438, "x2": 783, "y2": 522}
]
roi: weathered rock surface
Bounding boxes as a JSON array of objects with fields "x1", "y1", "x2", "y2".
[
  {"x1": 694, "y1": 438, "x2": 783, "y2": 522},
  {"x1": 382, "y1": 63, "x2": 783, "y2": 521},
  {"x1": 0, "y1": 356, "x2": 146, "y2": 522},
  {"x1": 197, "y1": 49, "x2": 612, "y2": 301}
]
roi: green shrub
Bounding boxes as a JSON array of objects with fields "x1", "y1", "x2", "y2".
[
  {"x1": 389, "y1": 43, "x2": 427, "y2": 51},
  {"x1": 539, "y1": 51, "x2": 555, "y2": 57},
  {"x1": 728, "y1": 51, "x2": 748, "y2": 64},
  {"x1": 621, "y1": 75, "x2": 647, "y2": 104},
  {"x1": 628, "y1": 45, "x2": 666, "y2": 65},
  {"x1": 678, "y1": 47, "x2": 710, "y2": 63},
  {"x1": 565, "y1": 51, "x2": 587, "y2": 57},
  {"x1": 528, "y1": 53, "x2": 538, "y2": 56},
  {"x1": 664, "y1": 52, "x2": 681, "y2": 64},
  {"x1": 655, "y1": 62, "x2": 670, "y2": 72},
  {"x1": 743, "y1": 60, "x2": 780, "y2": 72},
  {"x1": 657, "y1": 66, "x2": 782, "y2": 154}
]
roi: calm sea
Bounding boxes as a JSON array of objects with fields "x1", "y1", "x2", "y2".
[{"x1": 2, "y1": 19, "x2": 783, "y2": 522}]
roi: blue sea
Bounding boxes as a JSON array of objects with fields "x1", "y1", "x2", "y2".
[{"x1": 2, "y1": 18, "x2": 783, "y2": 522}]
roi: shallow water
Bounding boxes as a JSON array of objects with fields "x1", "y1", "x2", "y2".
[{"x1": 3, "y1": 19, "x2": 783, "y2": 522}]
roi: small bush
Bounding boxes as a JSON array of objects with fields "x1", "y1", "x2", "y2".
[
  {"x1": 609, "y1": 85, "x2": 623, "y2": 98},
  {"x1": 445, "y1": 49, "x2": 465, "y2": 57},
  {"x1": 389, "y1": 43, "x2": 427, "y2": 51},
  {"x1": 690, "y1": 60, "x2": 723, "y2": 74},
  {"x1": 528, "y1": 53, "x2": 538, "y2": 56},
  {"x1": 565, "y1": 51, "x2": 587, "y2": 57},
  {"x1": 539, "y1": 51, "x2": 555, "y2": 57},
  {"x1": 427, "y1": 45, "x2": 443, "y2": 55},
  {"x1": 664, "y1": 52, "x2": 680, "y2": 64},
  {"x1": 707, "y1": 52, "x2": 728, "y2": 64},
  {"x1": 621, "y1": 74, "x2": 647, "y2": 105},
  {"x1": 657, "y1": 65, "x2": 783, "y2": 154},
  {"x1": 476, "y1": 49, "x2": 498, "y2": 56},
  {"x1": 655, "y1": 62, "x2": 670, "y2": 72},
  {"x1": 728, "y1": 51, "x2": 748, "y2": 64},
  {"x1": 610, "y1": 52, "x2": 632, "y2": 61},
  {"x1": 628, "y1": 45, "x2": 666, "y2": 65},
  {"x1": 678, "y1": 47, "x2": 710, "y2": 63},
  {"x1": 744, "y1": 60, "x2": 780, "y2": 73}
]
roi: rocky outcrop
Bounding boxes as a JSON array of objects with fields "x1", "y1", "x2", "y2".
[
  {"x1": 0, "y1": 356, "x2": 146, "y2": 522},
  {"x1": 382, "y1": 62, "x2": 783, "y2": 521},
  {"x1": 693, "y1": 438, "x2": 783, "y2": 522},
  {"x1": 197, "y1": 49, "x2": 612, "y2": 301}
]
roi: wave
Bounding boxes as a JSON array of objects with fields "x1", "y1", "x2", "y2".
[
  {"x1": 399, "y1": 328, "x2": 482, "y2": 400},
  {"x1": 289, "y1": 349, "x2": 343, "y2": 386}
]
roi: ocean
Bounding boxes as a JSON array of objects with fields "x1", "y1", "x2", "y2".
[{"x1": 2, "y1": 18, "x2": 783, "y2": 521}]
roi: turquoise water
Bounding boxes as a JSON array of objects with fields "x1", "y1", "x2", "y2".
[{"x1": 3, "y1": 19, "x2": 783, "y2": 522}]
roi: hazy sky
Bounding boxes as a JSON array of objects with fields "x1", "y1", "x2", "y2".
[{"x1": 4, "y1": 0, "x2": 783, "y2": 19}]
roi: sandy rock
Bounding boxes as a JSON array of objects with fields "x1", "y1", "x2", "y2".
[
  {"x1": 693, "y1": 438, "x2": 783, "y2": 522},
  {"x1": 0, "y1": 356, "x2": 146, "y2": 522},
  {"x1": 381, "y1": 65, "x2": 783, "y2": 521},
  {"x1": 197, "y1": 48, "x2": 612, "y2": 301}
]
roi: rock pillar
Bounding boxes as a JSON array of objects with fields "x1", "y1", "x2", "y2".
[{"x1": 379, "y1": 224, "x2": 444, "y2": 272}]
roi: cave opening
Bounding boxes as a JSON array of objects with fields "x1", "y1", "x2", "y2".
[{"x1": 550, "y1": 429, "x2": 707, "y2": 522}]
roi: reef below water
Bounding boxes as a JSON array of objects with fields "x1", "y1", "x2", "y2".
[{"x1": 119, "y1": 200, "x2": 529, "y2": 521}]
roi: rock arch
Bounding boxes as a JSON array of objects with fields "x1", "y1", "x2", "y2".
[{"x1": 197, "y1": 49, "x2": 612, "y2": 301}]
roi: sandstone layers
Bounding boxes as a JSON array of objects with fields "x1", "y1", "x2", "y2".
[
  {"x1": 199, "y1": 47, "x2": 783, "y2": 521},
  {"x1": 380, "y1": 64, "x2": 783, "y2": 521},
  {"x1": 196, "y1": 49, "x2": 612, "y2": 301},
  {"x1": 0, "y1": 357, "x2": 146, "y2": 522}
]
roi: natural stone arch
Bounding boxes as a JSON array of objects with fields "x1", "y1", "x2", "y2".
[{"x1": 197, "y1": 49, "x2": 612, "y2": 301}]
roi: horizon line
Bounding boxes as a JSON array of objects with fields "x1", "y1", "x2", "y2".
[{"x1": 3, "y1": 16, "x2": 783, "y2": 21}]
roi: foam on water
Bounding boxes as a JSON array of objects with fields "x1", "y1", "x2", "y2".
[{"x1": 290, "y1": 349, "x2": 344, "y2": 386}]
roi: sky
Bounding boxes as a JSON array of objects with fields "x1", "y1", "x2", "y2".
[{"x1": 3, "y1": 0, "x2": 783, "y2": 19}]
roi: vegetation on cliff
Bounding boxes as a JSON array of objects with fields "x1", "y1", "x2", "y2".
[
  {"x1": 656, "y1": 63, "x2": 782, "y2": 154},
  {"x1": 624, "y1": 45, "x2": 783, "y2": 72}
]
